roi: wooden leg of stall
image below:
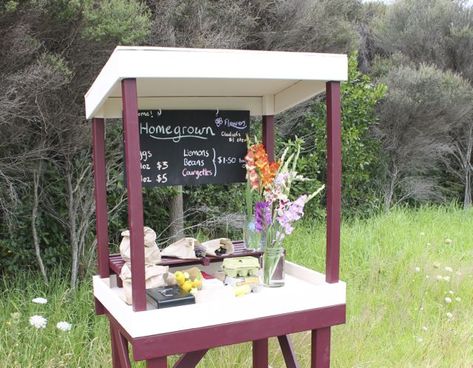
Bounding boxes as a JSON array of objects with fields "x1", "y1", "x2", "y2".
[
  {"x1": 253, "y1": 338, "x2": 269, "y2": 367},
  {"x1": 109, "y1": 321, "x2": 131, "y2": 368},
  {"x1": 278, "y1": 335, "x2": 300, "y2": 368},
  {"x1": 174, "y1": 350, "x2": 208, "y2": 368},
  {"x1": 109, "y1": 323, "x2": 121, "y2": 368},
  {"x1": 311, "y1": 328, "x2": 331, "y2": 368}
]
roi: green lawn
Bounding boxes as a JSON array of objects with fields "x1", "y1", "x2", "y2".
[{"x1": 1, "y1": 206, "x2": 472, "y2": 367}]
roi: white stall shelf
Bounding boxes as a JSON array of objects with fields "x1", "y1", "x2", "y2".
[{"x1": 93, "y1": 261, "x2": 346, "y2": 339}]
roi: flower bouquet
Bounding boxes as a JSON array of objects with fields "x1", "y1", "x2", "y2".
[{"x1": 244, "y1": 138, "x2": 324, "y2": 287}]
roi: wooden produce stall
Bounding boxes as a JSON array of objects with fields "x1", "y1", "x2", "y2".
[{"x1": 86, "y1": 46, "x2": 347, "y2": 368}]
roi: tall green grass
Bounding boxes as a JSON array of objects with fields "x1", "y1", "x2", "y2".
[{"x1": 1, "y1": 206, "x2": 472, "y2": 367}]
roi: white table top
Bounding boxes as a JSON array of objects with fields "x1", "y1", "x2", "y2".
[{"x1": 93, "y1": 261, "x2": 346, "y2": 339}]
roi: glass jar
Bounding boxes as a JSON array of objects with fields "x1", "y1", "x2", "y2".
[
  {"x1": 243, "y1": 219, "x2": 261, "y2": 250},
  {"x1": 262, "y1": 247, "x2": 285, "y2": 287}
]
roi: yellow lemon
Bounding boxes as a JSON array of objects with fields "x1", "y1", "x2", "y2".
[
  {"x1": 182, "y1": 280, "x2": 193, "y2": 293},
  {"x1": 175, "y1": 272, "x2": 185, "y2": 285}
]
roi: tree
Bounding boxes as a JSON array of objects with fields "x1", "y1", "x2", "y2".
[
  {"x1": 279, "y1": 54, "x2": 386, "y2": 216},
  {"x1": 375, "y1": 63, "x2": 473, "y2": 209}
]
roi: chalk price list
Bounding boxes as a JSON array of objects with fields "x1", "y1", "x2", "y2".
[
  {"x1": 140, "y1": 150, "x2": 169, "y2": 184},
  {"x1": 138, "y1": 110, "x2": 249, "y2": 187}
]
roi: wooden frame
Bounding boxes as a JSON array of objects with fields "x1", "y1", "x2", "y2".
[{"x1": 89, "y1": 47, "x2": 345, "y2": 367}]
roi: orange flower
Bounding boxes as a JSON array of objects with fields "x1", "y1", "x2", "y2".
[{"x1": 245, "y1": 143, "x2": 279, "y2": 191}]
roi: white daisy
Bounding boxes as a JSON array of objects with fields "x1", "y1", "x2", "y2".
[
  {"x1": 455, "y1": 297, "x2": 461, "y2": 302},
  {"x1": 448, "y1": 290, "x2": 454, "y2": 295},
  {"x1": 444, "y1": 297, "x2": 452, "y2": 304},
  {"x1": 446, "y1": 312, "x2": 453, "y2": 319},
  {"x1": 422, "y1": 326, "x2": 428, "y2": 331},
  {"x1": 56, "y1": 321, "x2": 72, "y2": 332},
  {"x1": 32, "y1": 297, "x2": 47, "y2": 304},
  {"x1": 415, "y1": 267, "x2": 421, "y2": 272},
  {"x1": 29, "y1": 315, "x2": 47, "y2": 329},
  {"x1": 444, "y1": 266, "x2": 453, "y2": 273},
  {"x1": 443, "y1": 276, "x2": 450, "y2": 282}
]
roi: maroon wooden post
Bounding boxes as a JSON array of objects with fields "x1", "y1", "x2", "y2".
[
  {"x1": 311, "y1": 328, "x2": 331, "y2": 368},
  {"x1": 92, "y1": 118, "x2": 110, "y2": 278},
  {"x1": 110, "y1": 323, "x2": 121, "y2": 368},
  {"x1": 262, "y1": 115, "x2": 275, "y2": 161},
  {"x1": 252, "y1": 339, "x2": 268, "y2": 368},
  {"x1": 278, "y1": 335, "x2": 300, "y2": 368},
  {"x1": 122, "y1": 78, "x2": 147, "y2": 311},
  {"x1": 325, "y1": 81, "x2": 341, "y2": 284},
  {"x1": 112, "y1": 327, "x2": 132, "y2": 368},
  {"x1": 174, "y1": 350, "x2": 208, "y2": 368}
]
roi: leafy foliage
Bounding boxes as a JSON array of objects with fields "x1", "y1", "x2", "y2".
[
  {"x1": 282, "y1": 54, "x2": 386, "y2": 217},
  {"x1": 375, "y1": 62, "x2": 473, "y2": 209}
]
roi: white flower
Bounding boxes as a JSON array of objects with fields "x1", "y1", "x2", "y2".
[
  {"x1": 426, "y1": 242, "x2": 432, "y2": 246},
  {"x1": 444, "y1": 297, "x2": 452, "y2": 304},
  {"x1": 32, "y1": 297, "x2": 47, "y2": 304},
  {"x1": 445, "y1": 238, "x2": 452, "y2": 245},
  {"x1": 456, "y1": 271, "x2": 462, "y2": 276},
  {"x1": 29, "y1": 315, "x2": 47, "y2": 329},
  {"x1": 420, "y1": 232, "x2": 425, "y2": 236},
  {"x1": 433, "y1": 262, "x2": 441, "y2": 268},
  {"x1": 415, "y1": 267, "x2": 421, "y2": 272},
  {"x1": 444, "y1": 267, "x2": 453, "y2": 273},
  {"x1": 455, "y1": 297, "x2": 461, "y2": 302},
  {"x1": 416, "y1": 336, "x2": 423, "y2": 343},
  {"x1": 443, "y1": 276, "x2": 450, "y2": 282},
  {"x1": 56, "y1": 321, "x2": 72, "y2": 332},
  {"x1": 436, "y1": 275, "x2": 443, "y2": 281},
  {"x1": 446, "y1": 312, "x2": 453, "y2": 319},
  {"x1": 422, "y1": 326, "x2": 428, "y2": 331},
  {"x1": 425, "y1": 275, "x2": 430, "y2": 279},
  {"x1": 448, "y1": 290, "x2": 454, "y2": 295},
  {"x1": 419, "y1": 307, "x2": 424, "y2": 311}
]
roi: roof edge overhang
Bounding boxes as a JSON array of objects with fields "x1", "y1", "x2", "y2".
[{"x1": 85, "y1": 47, "x2": 348, "y2": 119}]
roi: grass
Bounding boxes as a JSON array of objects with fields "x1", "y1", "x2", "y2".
[{"x1": 1, "y1": 205, "x2": 472, "y2": 367}]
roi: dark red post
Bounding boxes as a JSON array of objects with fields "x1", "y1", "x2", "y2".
[
  {"x1": 252, "y1": 339, "x2": 268, "y2": 367},
  {"x1": 325, "y1": 81, "x2": 341, "y2": 284},
  {"x1": 262, "y1": 115, "x2": 275, "y2": 161},
  {"x1": 92, "y1": 117, "x2": 110, "y2": 278},
  {"x1": 311, "y1": 328, "x2": 331, "y2": 368},
  {"x1": 122, "y1": 78, "x2": 147, "y2": 311}
]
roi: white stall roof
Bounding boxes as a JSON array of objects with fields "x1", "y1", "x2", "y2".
[{"x1": 85, "y1": 46, "x2": 348, "y2": 119}]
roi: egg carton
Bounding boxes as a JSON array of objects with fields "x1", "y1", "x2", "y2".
[{"x1": 222, "y1": 256, "x2": 260, "y2": 277}]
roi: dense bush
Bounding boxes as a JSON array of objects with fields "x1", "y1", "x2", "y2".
[{"x1": 280, "y1": 54, "x2": 386, "y2": 218}]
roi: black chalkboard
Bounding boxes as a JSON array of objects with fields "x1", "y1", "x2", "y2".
[{"x1": 138, "y1": 110, "x2": 249, "y2": 187}]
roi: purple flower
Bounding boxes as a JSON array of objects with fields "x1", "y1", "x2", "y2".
[
  {"x1": 255, "y1": 201, "x2": 272, "y2": 232},
  {"x1": 277, "y1": 195, "x2": 307, "y2": 235}
]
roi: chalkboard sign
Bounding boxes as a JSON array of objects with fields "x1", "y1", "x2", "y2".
[{"x1": 138, "y1": 110, "x2": 249, "y2": 187}]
